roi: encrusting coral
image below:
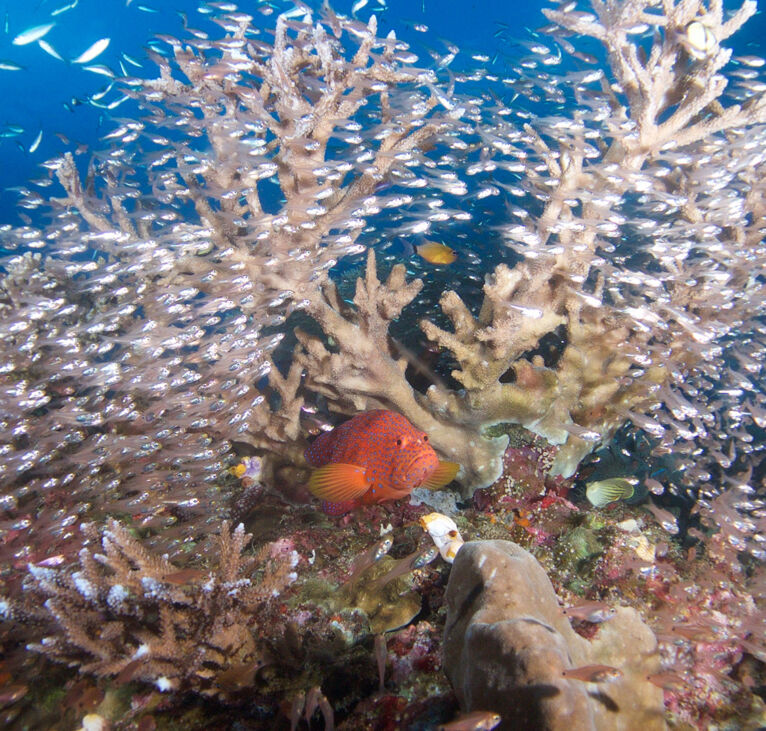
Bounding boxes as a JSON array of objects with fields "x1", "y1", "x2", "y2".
[
  {"x1": 444, "y1": 540, "x2": 665, "y2": 730},
  {"x1": 24, "y1": 520, "x2": 297, "y2": 696}
]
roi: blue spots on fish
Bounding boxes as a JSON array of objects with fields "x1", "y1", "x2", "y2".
[{"x1": 304, "y1": 409, "x2": 459, "y2": 515}]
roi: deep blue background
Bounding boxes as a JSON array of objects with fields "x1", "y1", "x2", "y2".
[{"x1": 0, "y1": 0, "x2": 763, "y2": 223}]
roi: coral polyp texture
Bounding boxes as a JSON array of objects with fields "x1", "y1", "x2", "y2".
[
  {"x1": 25, "y1": 520, "x2": 297, "y2": 696},
  {"x1": 0, "y1": 0, "x2": 765, "y2": 727}
]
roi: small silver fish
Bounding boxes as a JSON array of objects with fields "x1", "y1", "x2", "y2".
[
  {"x1": 12, "y1": 23, "x2": 55, "y2": 46},
  {"x1": 734, "y1": 55, "x2": 765, "y2": 67},
  {"x1": 122, "y1": 52, "x2": 143, "y2": 68},
  {"x1": 72, "y1": 38, "x2": 110, "y2": 64},
  {"x1": 562, "y1": 601, "x2": 616, "y2": 623},
  {"x1": 37, "y1": 39, "x2": 64, "y2": 61},
  {"x1": 106, "y1": 94, "x2": 130, "y2": 109},
  {"x1": 669, "y1": 622, "x2": 719, "y2": 643},
  {"x1": 51, "y1": 0, "x2": 79, "y2": 15},
  {"x1": 646, "y1": 671, "x2": 686, "y2": 691},
  {"x1": 83, "y1": 64, "x2": 115, "y2": 78},
  {"x1": 0, "y1": 124, "x2": 24, "y2": 137},
  {"x1": 90, "y1": 83, "x2": 114, "y2": 101},
  {"x1": 644, "y1": 477, "x2": 665, "y2": 495},
  {"x1": 28, "y1": 130, "x2": 43, "y2": 154},
  {"x1": 369, "y1": 544, "x2": 438, "y2": 590},
  {"x1": 562, "y1": 664, "x2": 623, "y2": 683},
  {"x1": 343, "y1": 535, "x2": 393, "y2": 584},
  {"x1": 645, "y1": 502, "x2": 679, "y2": 535}
]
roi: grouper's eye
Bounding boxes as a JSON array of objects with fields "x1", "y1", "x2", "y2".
[
  {"x1": 422, "y1": 434, "x2": 428, "y2": 442},
  {"x1": 396, "y1": 437, "x2": 403, "y2": 446}
]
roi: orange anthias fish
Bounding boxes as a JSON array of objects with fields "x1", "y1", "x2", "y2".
[{"x1": 304, "y1": 409, "x2": 459, "y2": 515}]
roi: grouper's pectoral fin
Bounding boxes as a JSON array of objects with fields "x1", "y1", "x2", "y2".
[
  {"x1": 421, "y1": 460, "x2": 459, "y2": 490},
  {"x1": 307, "y1": 463, "x2": 370, "y2": 502}
]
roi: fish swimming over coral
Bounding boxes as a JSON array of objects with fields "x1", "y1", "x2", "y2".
[
  {"x1": 416, "y1": 239, "x2": 457, "y2": 265},
  {"x1": 304, "y1": 409, "x2": 459, "y2": 514},
  {"x1": 585, "y1": 477, "x2": 637, "y2": 507},
  {"x1": 561, "y1": 664, "x2": 623, "y2": 683},
  {"x1": 561, "y1": 600, "x2": 616, "y2": 624}
]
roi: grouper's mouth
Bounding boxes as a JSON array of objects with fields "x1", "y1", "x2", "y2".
[{"x1": 406, "y1": 455, "x2": 435, "y2": 487}]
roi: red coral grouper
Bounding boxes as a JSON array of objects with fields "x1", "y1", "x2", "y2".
[{"x1": 304, "y1": 409, "x2": 459, "y2": 515}]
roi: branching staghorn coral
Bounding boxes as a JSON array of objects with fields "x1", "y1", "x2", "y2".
[
  {"x1": 25, "y1": 520, "x2": 297, "y2": 695},
  {"x1": 2, "y1": 5, "x2": 764, "y2": 727},
  {"x1": 0, "y1": 5, "x2": 467, "y2": 563}
]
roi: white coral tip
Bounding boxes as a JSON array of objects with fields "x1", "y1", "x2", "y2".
[
  {"x1": 155, "y1": 676, "x2": 176, "y2": 692},
  {"x1": 132, "y1": 643, "x2": 150, "y2": 659}
]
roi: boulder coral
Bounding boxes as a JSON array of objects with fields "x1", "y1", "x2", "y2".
[{"x1": 443, "y1": 540, "x2": 665, "y2": 730}]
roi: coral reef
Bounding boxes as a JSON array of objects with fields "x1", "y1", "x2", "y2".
[
  {"x1": 443, "y1": 540, "x2": 665, "y2": 730},
  {"x1": 24, "y1": 520, "x2": 297, "y2": 697},
  {"x1": 292, "y1": 0, "x2": 766, "y2": 494},
  {"x1": 0, "y1": 1, "x2": 763, "y2": 564},
  {"x1": 0, "y1": 0, "x2": 765, "y2": 728},
  {"x1": 0, "y1": 3, "x2": 466, "y2": 569},
  {"x1": 0, "y1": 438, "x2": 763, "y2": 728}
]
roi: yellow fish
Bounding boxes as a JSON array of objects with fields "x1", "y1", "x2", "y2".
[
  {"x1": 585, "y1": 477, "x2": 636, "y2": 508},
  {"x1": 416, "y1": 240, "x2": 457, "y2": 265},
  {"x1": 230, "y1": 456, "x2": 261, "y2": 483}
]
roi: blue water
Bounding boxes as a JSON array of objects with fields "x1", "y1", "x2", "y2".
[
  {"x1": 2, "y1": 0, "x2": 765, "y2": 350},
  {"x1": 1, "y1": 0, "x2": 765, "y2": 221},
  {"x1": 0, "y1": 0, "x2": 565, "y2": 223}
]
